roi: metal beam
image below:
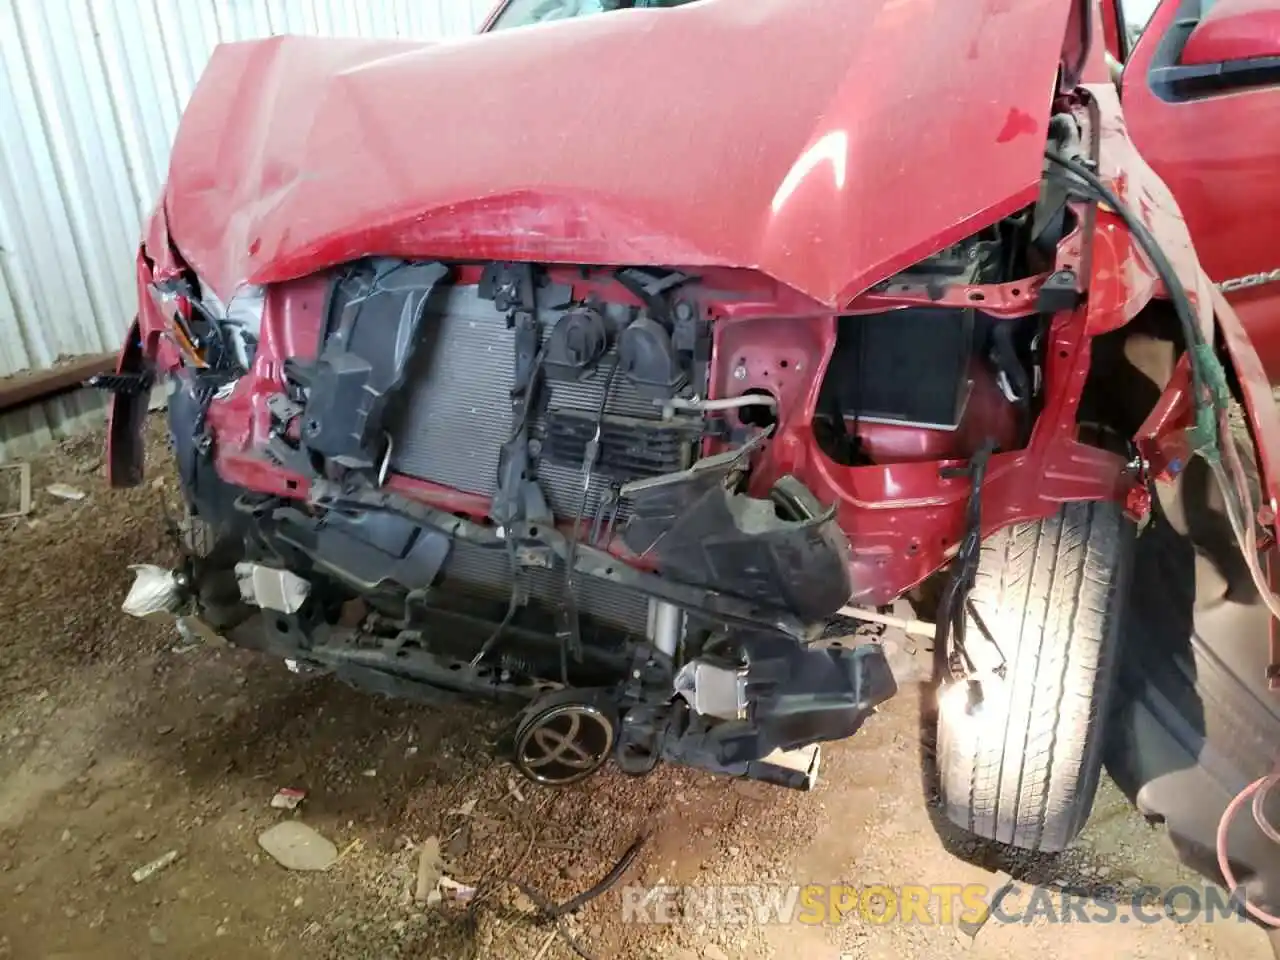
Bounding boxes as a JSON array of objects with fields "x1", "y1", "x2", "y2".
[{"x1": 0, "y1": 353, "x2": 114, "y2": 414}]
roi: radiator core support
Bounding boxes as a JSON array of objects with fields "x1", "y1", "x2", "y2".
[{"x1": 386, "y1": 283, "x2": 697, "y2": 635}]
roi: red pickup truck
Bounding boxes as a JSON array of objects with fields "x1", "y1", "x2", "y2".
[{"x1": 101, "y1": 0, "x2": 1280, "y2": 926}]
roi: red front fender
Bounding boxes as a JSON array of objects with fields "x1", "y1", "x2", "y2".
[{"x1": 1213, "y1": 283, "x2": 1280, "y2": 529}]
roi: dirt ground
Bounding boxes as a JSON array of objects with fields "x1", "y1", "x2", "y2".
[{"x1": 0, "y1": 418, "x2": 1273, "y2": 959}]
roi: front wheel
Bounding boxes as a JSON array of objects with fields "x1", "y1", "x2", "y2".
[{"x1": 936, "y1": 500, "x2": 1136, "y2": 852}]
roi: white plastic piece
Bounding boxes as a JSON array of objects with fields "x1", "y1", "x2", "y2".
[
  {"x1": 45, "y1": 482, "x2": 86, "y2": 501},
  {"x1": 647, "y1": 599, "x2": 682, "y2": 657},
  {"x1": 674, "y1": 658, "x2": 747, "y2": 720},
  {"x1": 660, "y1": 394, "x2": 778, "y2": 420},
  {"x1": 270, "y1": 787, "x2": 307, "y2": 810},
  {"x1": 257, "y1": 821, "x2": 337, "y2": 872},
  {"x1": 122, "y1": 565, "x2": 184, "y2": 620},
  {"x1": 758, "y1": 744, "x2": 823, "y2": 789},
  {"x1": 0, "y1": 462, "x2": 32, "y2": 518},
  {"x1": 837, "y1": 604, "x2": 936, "y2": 638},
  {"x1": 131, "y1": 850, "x2": 179, "y2": 883},
  {"x1": 235, "y1": 563, "x2": 311, "y2": 614}
]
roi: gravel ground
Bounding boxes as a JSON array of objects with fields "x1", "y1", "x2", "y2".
[{"x1": 0, "y1": 417, "x2": 1271, "y2": 959}]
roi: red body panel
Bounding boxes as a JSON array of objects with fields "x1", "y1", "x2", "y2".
[
  {"x1": 112, "y1": 0, "x2": 1280, "y2": 610},
  {"x1": 130, "y1": 80, "x2": 1266, "y2": 606},
  {"x1": 1080, "y1": 0, "x2": 1115, "y2": 83},
  {"x1": 1098, "y1": 0, "x2": 1124, "y2": 62},
  {"x1": 1181, "y1": 0, "x2": 1280, "y2": 65},
  {"x1": 1121, "y1": 0, "x2": 1280, "y2": 375},
  {"x1": 163, "y1": 0, "x2": 1075, "y2": 308}
]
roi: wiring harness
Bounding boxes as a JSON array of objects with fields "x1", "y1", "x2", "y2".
[{"x1": 1047, "y1": 147, "x2": 1280, "y2": 926}]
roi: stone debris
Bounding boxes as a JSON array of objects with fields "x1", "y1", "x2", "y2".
[{"x1": 258, "y1": 822, "x2": 338, "y2": 872}]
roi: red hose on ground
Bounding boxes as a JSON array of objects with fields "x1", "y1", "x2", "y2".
[{"x1": 1217, "y1": 775, "x2": 1280, "y2": 926}]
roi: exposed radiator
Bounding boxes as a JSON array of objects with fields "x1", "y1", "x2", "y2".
[{"x1": 388, "y1": 285, "x2": 690, "y2": 633}]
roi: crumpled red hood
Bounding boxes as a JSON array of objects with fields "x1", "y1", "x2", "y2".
[{"x1": 164, "y1": 0, "x2": 1074, "y2": 308}]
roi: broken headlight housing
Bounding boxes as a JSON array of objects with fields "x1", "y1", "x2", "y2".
[{"x1": 147, "y1": 277, "x2": 263, "y2": 374}]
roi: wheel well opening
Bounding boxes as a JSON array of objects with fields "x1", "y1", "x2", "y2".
[{"x1": 1076, "y1": 303, "x2": 1186, "y2": 452}]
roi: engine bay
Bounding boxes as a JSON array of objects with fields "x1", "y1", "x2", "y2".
[{"x1": 815, "y1": 200, "x2": 1076, "y2": 467}]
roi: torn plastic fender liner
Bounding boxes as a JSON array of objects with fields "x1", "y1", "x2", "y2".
[
  {"x1": 662, "y1": 636, "x2": 898, "y2": 772},
  {"x1": 107, "y1": 232, "x2": 192, "y2": 489},
  {"x1": 263, "y1": 503, "x2": 453, "y2": 594},
  {"x1": 106, "y1": 319, "x2": 150, "y2": 488},
  {"x1": 621, "y1": 454, "x2": 853, "y2": 623},
  {"x1": 290, "y1": 259, "x2": 451, "y2": 473},
  {"x1": 307, "y1": 480, "x2": 814, "y2": 639},
  {"x1": 167, "y1": 372, "x2": 244, "y2": 537}
]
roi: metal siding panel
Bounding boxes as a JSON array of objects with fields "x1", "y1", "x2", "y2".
[
  {"x1": 152, "y1": 1, "x2": 213, "y2": 117},
  {"x1": 90, "y1": 0, "x2": 173, "y2": 214},
  {"x1": 0, "y1": 1, "x2": 100, "y2": 373},
  {"x1": 0, "y1": 0, "x2": 477, "y2": 460},
  {"x1": 0, "y1": 225, "x2": 42, "y2": 378},
  {"x1": 270, "y1": 0, "x2": 314, "y2": 35},
  {"x1": 0, "y1": 391, "x2": 108, "y2": 464},
  {"x1": 42, "y1": 0, "x2": 142, "y2": 341},
  {"x1": 208, "y1": 0, "x2": 236, "y2": 43},
  {"x1": 355, "y1": 0, "x2": 379, "y2": 37},
  {"x1": 312, "y1": 0, "x2": 335, "y2": 36}
]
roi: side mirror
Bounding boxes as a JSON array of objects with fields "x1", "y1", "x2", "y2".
[{"x1": 1182, "y1": 0, "x2": 1280, "y2": 66}]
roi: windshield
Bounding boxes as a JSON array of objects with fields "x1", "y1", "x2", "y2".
[{"x1": 488, "y1": 0, "x2": 700, "y2": 31}]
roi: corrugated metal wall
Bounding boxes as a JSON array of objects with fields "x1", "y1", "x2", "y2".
[{"x1": 0, "y1": 0, "x2": 492, "y2": 461}]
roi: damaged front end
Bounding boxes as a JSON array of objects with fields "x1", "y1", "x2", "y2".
[
  {"x1": 104, "y1": 3, "x2": 1231, "y2": 798},
  {"x1": 112, "y1": 248, "x2": 896, "y2": 791}
]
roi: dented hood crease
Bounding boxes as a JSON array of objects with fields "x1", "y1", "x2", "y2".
[{"x1": 164, "y1": 0, "x2": 1076, "y2": 307}]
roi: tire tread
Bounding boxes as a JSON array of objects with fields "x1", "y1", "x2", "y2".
[{"x1": 939, "y1": 500, "x2": 1134, "y2": 851}]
